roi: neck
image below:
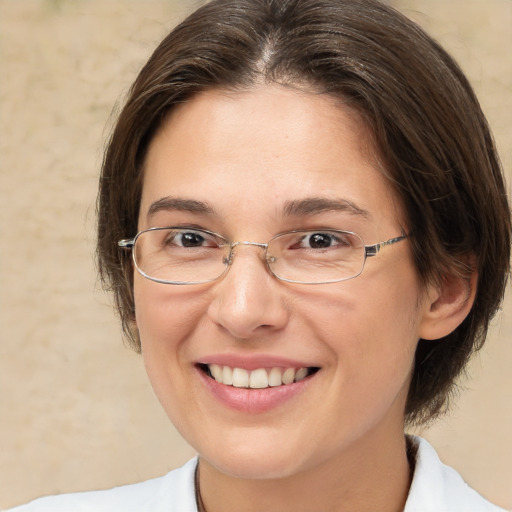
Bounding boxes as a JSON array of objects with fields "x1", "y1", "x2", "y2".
[{"x1": 196, "y1": 431, "x2": 412, "y2": 512}]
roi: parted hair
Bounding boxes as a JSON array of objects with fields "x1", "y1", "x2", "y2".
[{"x1": 97, "y1": 0, "x2": 511, "y2": 425}]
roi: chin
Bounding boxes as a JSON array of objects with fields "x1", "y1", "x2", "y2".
[
  {"x1": 202, "y1": 447, "x2": 309, "y2": 480},
  {"x1": 186, "y1": 425, "x2": 315, "y2": 480}
]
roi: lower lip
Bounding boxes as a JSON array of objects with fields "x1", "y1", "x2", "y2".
[{"x1": 197, "y1": 368, "x2": 315, "y2": 414}]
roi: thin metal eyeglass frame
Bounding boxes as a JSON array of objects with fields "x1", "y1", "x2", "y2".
[{"x1": 118, "y1": 227, "x2": 408, "y2": 285}]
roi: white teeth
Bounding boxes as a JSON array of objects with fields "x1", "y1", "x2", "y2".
[
  {"x1": 209, "y1": 364, "x2": 223, "y2": 383},
  {"x1": 282, "y1": 367, "x2": 295, "y2": 385},
  {"x1": 232, "y1": 368, "x2": 249, "y2": 388},
  {"x1": 206, "y1": 365, "x2": 314, "y2": 388},
  {"x1": 295, "y1": 367, "x2": 308, "y2": 382},
  {"x1": 249, "y1": 368, "x2": 269, "y2": 389},
  {"x1": 222, "y1": 366, "x2": 233, "y2": 385},
  {"x1": 268, "y1": 367, "x2": 283, "y2": 387}
]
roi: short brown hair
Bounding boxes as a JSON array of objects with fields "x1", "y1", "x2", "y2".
[{"x1": 97, "y1": 0, "x2": 511, "y2": 425}]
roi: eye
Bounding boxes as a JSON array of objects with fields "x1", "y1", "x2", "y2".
[
  {"x1": 165, "y1": 229, "x2": 220, "y2": 248},
  {"x1": 177, "y1": 231, "x2": 206, "y2": 247},
  {"x1": 296, "y1": 232, "x2": 350, "y2": 250},
  {"x1": 304, "y1": 233, "x2": 334, "y2": 249}
]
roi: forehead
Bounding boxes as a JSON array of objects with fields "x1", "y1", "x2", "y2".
[{"x1": 140, "y1": 85, "x2": 403, "y2": 234}]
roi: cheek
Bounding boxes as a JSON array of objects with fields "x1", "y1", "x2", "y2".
[
  {"x1": 134, "y1": 278, "x2": 206, "y2": 346},
  {"x1": 133, "y1": 278, "x2": 206, "y2": 390},
  {"x1": 133, "y1": 279, "x2": 214, "y2": 432},
  {"x1": 357, "y1": 283, "x2": 422, "y2": 365},
  {"x1": 303, "y1": 271, "x2": 423, "y2": 388}
]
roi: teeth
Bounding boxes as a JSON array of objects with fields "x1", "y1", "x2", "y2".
[
  {"x1": 282, "y1": 367, "x2": 295, "y2": 385},
  {"x1": 268, "y1": 367, "x2": 282, "y2": 387},
  {"x1": 295, "y1": 367, "x2": 308, "y2": 382},
  {"x1": 206, "y1": 365, "x2": 314, "y2": 389},
  {"x1": 249, "y1": 368, "x2": 269, "y2": 389},
  {"x1": 209, "y1": 364, "x2": 223, "y2": 382},
  {"x1": 232, "y1": 368, "x2": 249, "y2": 388},
  {"x1": 222, "y1": 366, "x2": 233, "y2": 385}
]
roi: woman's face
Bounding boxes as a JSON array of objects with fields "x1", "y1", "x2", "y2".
[{"x1": 135, "y1": 85, "x2": 430, "y2": 479}]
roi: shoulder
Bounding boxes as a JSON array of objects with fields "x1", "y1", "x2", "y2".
[
  {"x1": 6, "y1": 458, "x2": 198, "y2": 512},
  {"x1": 405, "y1": 436, "x2": 506, "y2": 512}
]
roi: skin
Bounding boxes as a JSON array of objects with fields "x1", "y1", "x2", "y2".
[{"x1": 133, "y1": 84, "x2": 468, "y2": 512}]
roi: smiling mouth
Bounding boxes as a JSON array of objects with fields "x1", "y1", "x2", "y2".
[{"x1": 198, "y1": 364, "x2": 320, "y2": 389}]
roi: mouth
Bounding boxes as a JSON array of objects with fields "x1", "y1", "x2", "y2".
[{"x1": 198, "y1": 364, "x2": 320, "y2": 389}]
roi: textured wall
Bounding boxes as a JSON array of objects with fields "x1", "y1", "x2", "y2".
[{"x1": 0, "y1": 0, "x2": 510, "y2": 509}]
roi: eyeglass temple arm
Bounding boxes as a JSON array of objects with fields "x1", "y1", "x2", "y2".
[
  {"x1": 364, "y1": 233, "x2": 408, "y2": 258},
  {"x1": 118, "y1": 239, "x2": 134, "y2": 249}
]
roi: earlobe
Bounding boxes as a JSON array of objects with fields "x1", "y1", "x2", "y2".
[{"x1": 419, "y1": 268, "x2": 478, "y2": 341}]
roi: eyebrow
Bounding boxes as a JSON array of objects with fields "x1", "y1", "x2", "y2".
[
  {"x1": 282, "y1": 197, "x2": 371, "y2": 218},
  {"x1": 146, "y1": 195, "x2": 370, "y2": 221},
  {"x1": 147, "y1": 197, "x2": 216, "y2": 218}
]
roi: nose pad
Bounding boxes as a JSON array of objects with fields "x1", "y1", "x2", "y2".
[
  {"x1": 207, "y1": 242, "x2": 289, "y2": 339},
  {"x1": 222, "y1": 241, "x2": 270, "y2": 275}
]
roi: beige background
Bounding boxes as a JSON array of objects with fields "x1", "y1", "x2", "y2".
[{"x1": 0, "y1": 0, "x2": 510, "y2": 509}]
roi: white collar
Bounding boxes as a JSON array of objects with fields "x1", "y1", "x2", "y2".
[{"x1": 404, "y1": 436, "x2": 505, "y2": 511}]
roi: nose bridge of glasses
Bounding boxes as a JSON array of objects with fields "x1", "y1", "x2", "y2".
[{"x1": 223, "y1": 240, "x2": 270, "y2": 266}]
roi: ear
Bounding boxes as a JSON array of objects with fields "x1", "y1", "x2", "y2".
[{"x1": 419, "y1": 266, "x2": 478, "y2": 341}]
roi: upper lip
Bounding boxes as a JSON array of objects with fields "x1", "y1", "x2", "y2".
[{"x1": 196, "y1": 353, "x2": 320, "y2": 371}]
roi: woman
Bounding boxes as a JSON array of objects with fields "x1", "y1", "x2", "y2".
[{"x1": 11, "y1": 0, "x2": 510, "y2": 510}]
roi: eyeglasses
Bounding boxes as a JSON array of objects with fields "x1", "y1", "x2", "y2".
[{"x1": 118, "y1": 227, "x2": 407, "y2": 285}]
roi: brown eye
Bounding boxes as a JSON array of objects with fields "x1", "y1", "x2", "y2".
[
  {"x1": 179, "y1": 232, "x2": 206, "y2": 247},
  {"x1": 163, "y1": 229, "x2": 218, "y2": 249},
  {"x1": 308, "y1": 233, "x2": 333, "y2": 248},
  {"x1": 295, "y1": 232, "x2": 350, "y2": 250}
]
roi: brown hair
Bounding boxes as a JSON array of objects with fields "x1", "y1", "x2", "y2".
[{"x1": 97, "y1": 0, "x2": 511, "y2": 425}]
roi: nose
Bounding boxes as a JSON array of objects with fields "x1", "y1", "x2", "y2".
[{"x1": 207, "y1": 243, "x2": 290, "y2": 340}]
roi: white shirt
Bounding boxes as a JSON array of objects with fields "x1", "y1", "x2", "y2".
[{"x1": 7, "y1": 437, "x2": 506, "y2": 512}]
